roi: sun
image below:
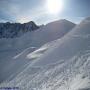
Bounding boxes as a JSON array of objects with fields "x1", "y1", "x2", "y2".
[{"x1": 46, "y1": 0, "x2": 63, "y2": 14}]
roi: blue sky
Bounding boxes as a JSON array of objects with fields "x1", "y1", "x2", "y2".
[{"x1": 0, "y1": 0, "x2": 90, "y2": 24}]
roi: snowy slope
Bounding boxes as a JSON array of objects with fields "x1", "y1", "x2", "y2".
[
  {"x1": 0, "y1": 18, "x2": 90, "y2": 90},
  {"x1": 32, "y1": 17, "x2": 90, "y2": 66},
  {"x1": 0, "y1": 19, "x2": 75, "y2": 83}
]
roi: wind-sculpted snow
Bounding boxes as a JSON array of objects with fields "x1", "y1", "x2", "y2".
[{"x1": 0, "y1": 18, "x2": 90, "y2": 90}]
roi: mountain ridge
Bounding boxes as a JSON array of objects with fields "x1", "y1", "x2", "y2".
[{"x1": 0, "y1": 21, "x2": 39, "y2": 38}]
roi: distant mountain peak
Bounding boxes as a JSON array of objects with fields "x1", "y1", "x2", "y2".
[
  {"x1": 46, "y1": 19, "x2": 75, "y2": 26},
  {"x1": 24, "y1": 21, "x2": 35, "y2": 25},
  {"x1": 59, "y1": 19, "x2": 76, "y2": 25}
]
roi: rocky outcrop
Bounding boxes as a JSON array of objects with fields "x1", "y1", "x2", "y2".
[{"x1": 0, "y1": 21, "x2": 39, "y2": 38}]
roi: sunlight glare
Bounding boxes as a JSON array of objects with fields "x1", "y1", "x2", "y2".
[{"x1": 47, "y1": 0, "x2": 63, "y2": 15}]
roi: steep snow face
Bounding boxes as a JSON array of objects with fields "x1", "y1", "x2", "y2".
[
  {"x1": 0, "y1": 18, "x2": 90, "y2": 90},
  {"x1": 0, "y1": 20, "x2": 75, "y2": 83}
]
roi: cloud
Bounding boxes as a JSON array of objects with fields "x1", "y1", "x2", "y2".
[
  {"x1": 0, "y1": 0, "x2": 90, "y2": 24},
  {"x1": 0, "y1": 0, "x2": 46, "y2": 23}
]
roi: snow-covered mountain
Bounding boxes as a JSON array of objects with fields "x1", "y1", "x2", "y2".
[
  {"x1": 0, "y1": 21, "x2": 39, "y2": 38},
  {"x1": 0, "y1": 19, "x2": 75, "y2": 83},
  {"x1": 0, "y1": 19, "x2": 75, "y2": 50},
  {"x1": 0, "y1": 18, "x2": 90, "y2": 90}
]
